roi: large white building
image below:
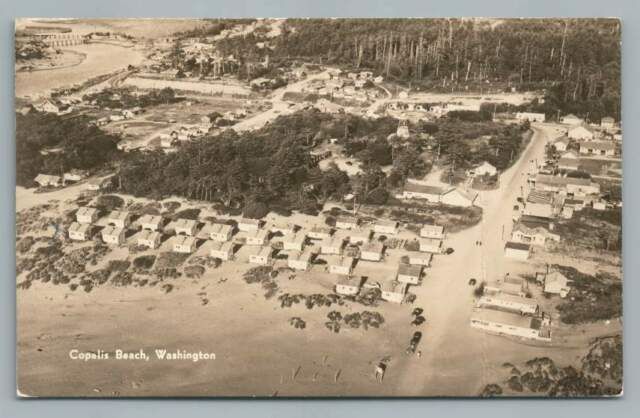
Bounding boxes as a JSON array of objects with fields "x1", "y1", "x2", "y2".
[{"x1": 470, "y1": 309, "x2": 550, "y2": 341}]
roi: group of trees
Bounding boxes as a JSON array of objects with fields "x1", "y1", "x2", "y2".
[
  {"x1": 16, "y1": 112, "x2": 119, "y2": 186},
  {"x1": 82, "y1": 87, "x2": 181, "y2": 109}
]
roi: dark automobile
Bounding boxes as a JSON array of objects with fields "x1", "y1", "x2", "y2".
[
  {"x1": 468, "y1": 278, "x2": 477, "y2": 286},
  {"x1": 412, "y1": 307, "x2": 424, "y2": 316},
  {"x1": 412, "y1": 315, "x2": 426, "y2": 326},
  {"x1": 406, "y1": 331, "x2": 422, "y2": 354},
  {"x1": 444, "y1": 247, "x2": 454, "y2": 255}
]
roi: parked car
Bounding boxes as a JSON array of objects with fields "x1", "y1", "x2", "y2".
[
  {"x1": 412, "y1": 316, "x2": 426, "y2": 326},
  {"x1": 468, "y1": 278, "x2": 477, "y2": 286},
  {"x1": 412, "y1": 308, "x2": 423, "y2": 316},
  {"x1": 444, "y1": 247, "x2": 454, "y2": 255},
  {"x1": 406, "y1": 331, "x2": 422, "y2": 354}
]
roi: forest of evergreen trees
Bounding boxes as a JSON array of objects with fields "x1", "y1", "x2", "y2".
[{"x1": 215, "y1": 18, "x2": 620, "y2": 121}]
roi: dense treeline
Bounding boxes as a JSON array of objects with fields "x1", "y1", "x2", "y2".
[
  {"x1": 82, "y1": 87, "x2": 182, "y2": 109},
  {"x1": 16, "y1": 112, "x2": 119, "y2": 186},
  {"x1": 214, "y1": 19, "x2": 620, "y2": 120}
]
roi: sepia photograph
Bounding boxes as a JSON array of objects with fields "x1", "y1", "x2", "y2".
[{"x1": 14, "y1": 17, "x2": 622, "y2": 398}]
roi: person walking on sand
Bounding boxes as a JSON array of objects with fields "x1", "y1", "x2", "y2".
[{"x1": 375, "y1": 362, "x2": 386, "y2": 383}]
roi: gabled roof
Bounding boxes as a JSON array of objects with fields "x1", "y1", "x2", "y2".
[
  {"x1": 505, "y1": 241, "x2": 531, "y2": 251},
  {"x1": 403, "y1": 183, "x2": 443, "y2": 195},
  {"x1": 397, "y1": 263, "x2": 422, "y2": 277},
  {"x1": 526, "y1": 190, "x2": 555, "y2": 205},
  {"x1": 580, "y1": 141, "x2": 615, "y2": 151},
  {"x1": 441, "y1": 187, "x2": 478, "y2": 203}
]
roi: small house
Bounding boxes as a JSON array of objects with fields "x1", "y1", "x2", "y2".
[
  {"x1": 516, "y1": 112, "x2": 546, "y2": 122},
  {"x1": 373, "y1": 220, "x2": 398, "y2": 235},
  {"x1": 173, "y1": 235, "x2": 197, "y2": 254},
  {"x1": 209, "y1": 241, "x2": 234, "y2": 261},
  {"x1": 63, "y1": 169, "x2": 88, "y2": 183},
  {"x1": 511, "y1": 217, "x2": 560, "y2": 246},
  {"x1": 524, "y1": 190, "x2": 556, "y2": 218},
  {"x1": 552, "y1": 136, "x2": 570, "y2": 152},
  {"x1": 34, "y1": 174, "x2": 61, "y2": 188},
  {"x1": 138, "y1": 214, "x2": 163, "y2": 231},
  {"x1": 76, "y1": 207, "x2": 99, "y2": 224},
  {"x1": 567, "y1": 126, "x2": 595, "y2": 141},
  {"x1": 308, "y1": 225, "x2": 332, "y2": 240},
  {"x1": 249, "y1": 246, "x2": 272, "y2": 266},
  {"x1": 561, "y1": 114, "x2": 584, "y2": 126},
  {"x1": 407, "y1": 251, "x2": 433, "y2": 267},
  {"x1": 579, "y1": 141, "x2": 615, "y2": 157},
  {"x1": 320, "y1": 235, "x2": 346, "y2": 255},
  {"x1": 396, "y1": 264, "x2": 423, "y2": 285},
  {"x1": 282, "y1": 232, "x2": 306, "y2": 251},
  {"x1": 173, "y1": 218, "x2": 198, "y2": 236},
  {"x1": 335, "y1": 215, "x2": 359, "y2": 230},
  {"x1": 137, "y1": 229, "x2": 162, "y2": 249},
  {"x1": 68, "y1": 222, "x2": 90, "y2": 241},
  {"x1": 237, "y1": 218, "x2": 261, "y2": 232},
  {"x1": 360, "y1": 241, "x2": 384, "y2": 262},
  {"x1": 86, "y1": 176, "x2": 112, "y2": 191},
  {"x1": 471, "y1": 161, "x2": 497, "y2": 177},
  {"x1": 544, "y1": 271, "x2": 571, "y2": 298},
  {"x1": 484, "y1": 276, "x2": 529, "y2": 298},
  {"x1": 420, "y1": 224, "x2": 444, "y2": 240},
  {"x1": 245, "y1": 229, "x2": 270, "y2": 246},
  {"x1": 504, "y1": 241, "x2": 531, "y2": 260},
  {"x1": 102, "y1": 225, "x2": 125, "y2": 245},
  {"x1": 419, "y1": 238, "x2": 442, "y2": 254},
  {"x1": 335, "y1": 275, "x2": 362, "y2": 296},
  {"x1": 397, "y1": 183, "x2": 442, "y2": 203},
  {"x1": 348, "y1": 228, "x2": 371, "y2": 244},
  {"x1": 201, "y1": 222, "x2": 234, "y2": 242},
  {"x1": 381, "y1": 281, "x2": 407, "y2": 304},
  {"x1": 600, "y1": 116, "x2": 616, "y2": 129},
  {"x1": 287, "y1": 248, "x2": 316, "y2": 270},
  {"x1": 440, "y1": 188, "x2": 478, "y2": 207},
  {"x1": 105, "y1": 211, "x2": 131, "y2": 229},
  {"x1": 327, "y1": 255, "x2": 356, "y2": 275}
]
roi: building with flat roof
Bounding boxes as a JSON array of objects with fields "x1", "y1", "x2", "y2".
[
  {"x1": 360, "y1": 241, "x2": 384, "y2": 262},
  {"x1": 397, "y1": 182, "x2": 443, "y2": 202},
  {"x1": 348, "y1": 228, "x2": 371, "y2": 244},
  {"x1": 504, "y1": 241, "x2": 531, "y2": 260},
  {"x1": 335, "y1": 215, "x2": 359, "y2": 230},
  {"x1": 174, "y1": 218, "x2": 198, "y2": 236},
  {"x1": 237, "y1": 218, "x2": 261, "y2": 232},
  {"x1": 407, "y1": 251, "x2": 433, "y2": 267},
  {"x1": 470, "y1": 309, "x2": 550, "y2": 341},
  {"x1": 477, "y1": 293, "x2": 539, "y2": 315},
  {"x1": 308, "y1": 225, "x2": 332, "y2": 240},
  {"x1": 282, "y1": 232, "x2": 306, "y2": 251},
  {"x1": 381, "y1": 281, "x2": 407, "y2": 303},
  {"x1": 200, "y1": 222, "x2": 234, "y2": 242},
  {"x1": 485, "y1": 276, "x2": 529, "y2": 298},
  {"x1": 419, "y1": 238, "x2": 442, "y2": 254},
  {"x1": 288, "y1": 248, "x2": 316, "y2": 270},
  {"x1": 320, "y1": 235, "x2": 346, "y2": 255},
  {"x1": 335, "y1": 275, "x2": 363, "y2": 296},
  {"x1": 326, "y1": 255, "x2": 356, "y2": 275},
  {"x1": 373, "y1": 220, "x2": 398, "y2": 235}
]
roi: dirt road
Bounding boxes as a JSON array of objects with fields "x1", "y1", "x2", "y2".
[{"x1": 389, "y1": 124, "x2": 589, "y2": 396}]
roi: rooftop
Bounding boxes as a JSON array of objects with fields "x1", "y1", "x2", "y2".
[
  {"x1": 471, "y1": 309, "x2": 540, "y2": 330},
  {"x1": 403, "y1": 182, "x2": 443, "y2": 195},
  {"x1": 505, "y1": 241, "x2": 531, "y2": 251},
  {"x1": 397, "y1": 263, "x2": 423, "y2": 277}
]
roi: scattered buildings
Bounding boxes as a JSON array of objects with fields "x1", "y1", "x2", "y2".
[
  {"x1": 76, "y1": 207, "x2": 99, "y2": 224},
  {"x1": 137, "y1": 229, "x2": 162, "y2": 249},
  {"x1": 102, "y1": 225, "x2": 125, "y2": 245},
  {"x1": 396, "y1": 263, "x2": 423, "y2": 285},
  {"x1": 567, "y1": 126, "x2": 595, "y2": 141},
  {"x1": 68, "y1": 222, "x2": 90, "y2": 241},
  {"x1": 504, "y1": 241, "x2": 531, "y2": 260}
]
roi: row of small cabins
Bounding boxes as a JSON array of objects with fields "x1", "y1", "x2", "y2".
[
  {"x1": 67, "y1": 208, "x2": 445, "y2": 304},
  {"x1": 396, "y1": 182, "x2": 479, "y2": 207}
]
